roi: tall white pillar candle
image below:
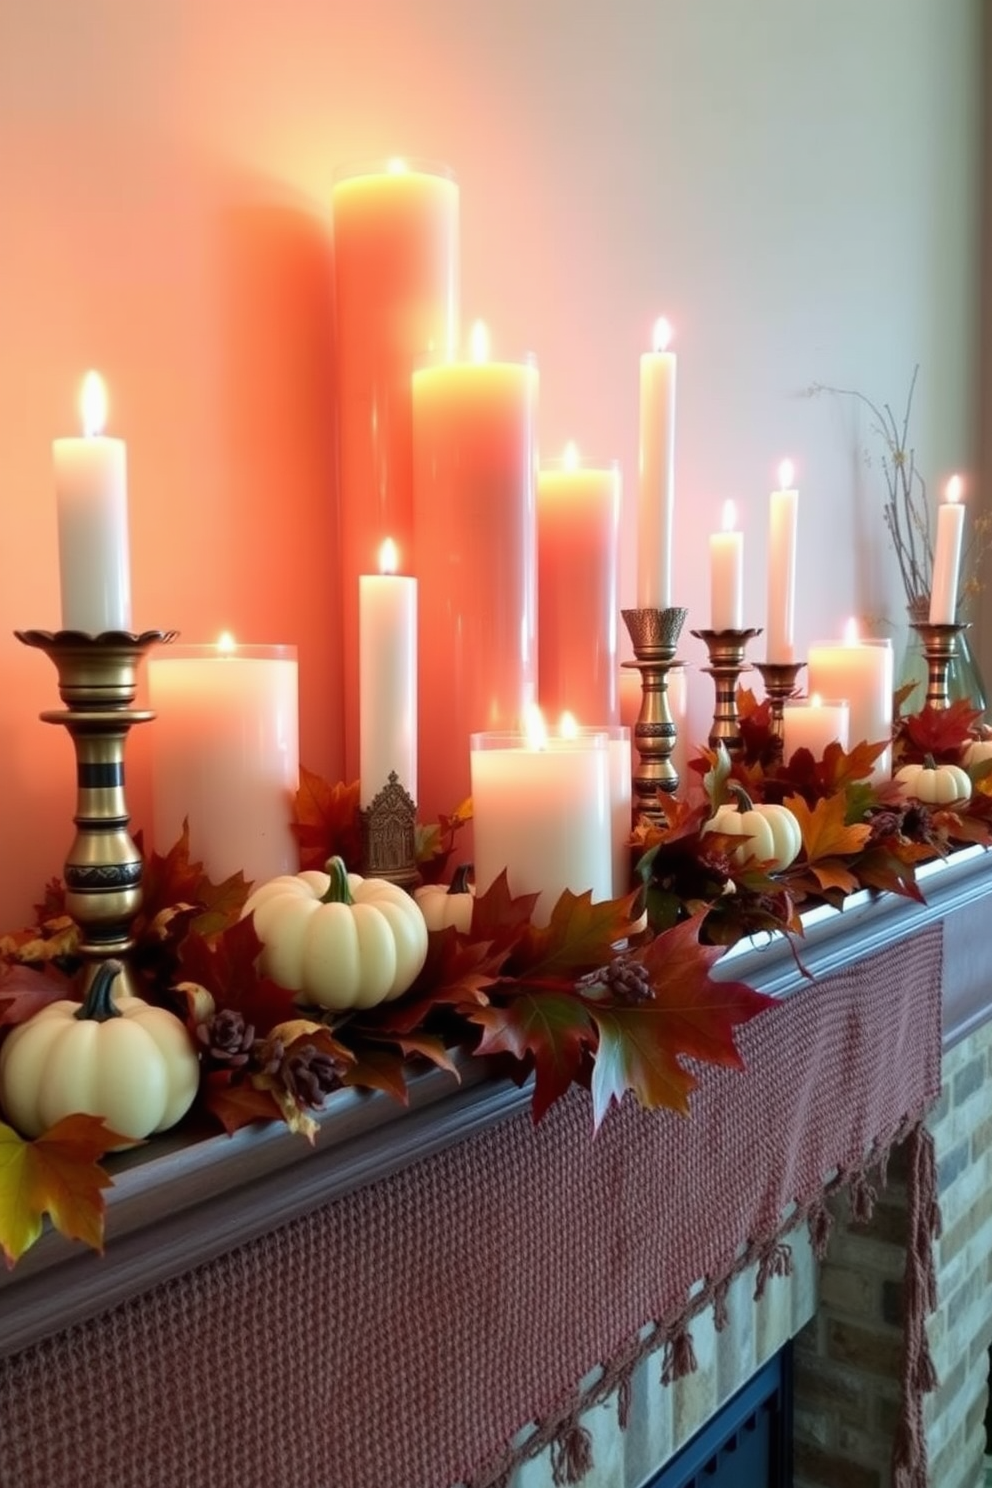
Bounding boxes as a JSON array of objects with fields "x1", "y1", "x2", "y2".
[
  {"x1": 637, "y1": 318, "x2": 676, "y2": 609},
  {"x1": 808, "y1": 624, "x2": 893, "y2": 783},
  {"x1": 359, "y1": 538, "x2": 418, "y2": 807},
  {"x1": 781, "y1": 695, "x2": 850, "y2": 761},
  {"x1": 709, "y1": 500, "x2": 744, "y2": 631},
  {"x1": 766, "y1": 460, "x2": 798, "y2": 662},
  {"x1": 470, "y1": 719, "x2": 611, "y2": 926},
  {"x1": 565, "y1": 720, "x2": 632, "y2": 899},
  {"x1": 149, "y1": 638, "x2": 299, "y2": 886},
  {"x1": 929, "y1": 475, "x2": 966, "y2": 624},
  {"x1": 53, "y1": 371, "x2": 132, "y2": 633}
]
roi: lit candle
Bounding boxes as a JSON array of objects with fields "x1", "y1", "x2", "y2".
[
  {"x1": 538, "y1": 444, "x2": 620, "y2": 724},
  {"x1": 766, "y1": 459, "x2": 798, "y2": 662},
  {"x1": 637, "y1": 317, "x2": 677, "y2": 609},
  {"x1": 781, "y1": 693, "x2": 850, "y2": 761},
  {"x1": 413, "y1": 321, "x2": 538, "y2": 825},
  {"x1": 332, "y1": 159, "x2": 458, "y2": 780},
  {"x1": 148, "y1": 636, "x2": 299, "y2": 885},
  {"x1": 709, "y1": 500, "x2": 744, "y2": 631},
  {"x1": 359, "y1": 538, "x2": 417, "y2": 807},
  {"x1": 470, "y1": 710, "x2": 611, "y2": 926},
  {"x1": 562, "y1": 716, "x2": 632, "y2": 898},
  {"x1": 929, "y1": 474, "x2": 965, "y2": 624},
  {"x1": 808, "y1": 620, "x2": 893, "y2": 783},
  {"x1": 53, "y1": 370, "x2": 131, "y2": 633}
]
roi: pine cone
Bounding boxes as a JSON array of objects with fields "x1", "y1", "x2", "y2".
[
  {"x1": 279, "y1": 1044, "x2": 342, "y2": 1109},
  {"x1": 600, "y1": 954, "x2": 654, "y2": 1005},
  {"x1": 197, "y1": 1008, "x2": 255, "y2": 1068}
]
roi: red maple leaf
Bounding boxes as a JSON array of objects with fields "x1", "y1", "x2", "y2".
[
  {"x1": 505, "y1": 888, "x2": 642, "y2": 983},
  {"x1": 200, "y1": 1072, "x2": 283, "y2": 1135},
  {"x1": 899, "y1": 699, "x2": 984, "y2": 762},
  {"x1": 178, "y1": 917, "x2": 297, "y2": 1036},
  {"x1": 468, "y1": 991, "x2": 596, "y2": 1122},
  {"x1": 291, "y1": 767, "x2": 362, "y2": 872},
  {"x1": 0, "y1": 964, "x2": 74, "y2": 1027}
]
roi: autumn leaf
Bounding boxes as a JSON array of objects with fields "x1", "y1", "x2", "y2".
[
  {"x1": 339, "y1": 1043, "x2": 412, "y2": 1104},
  {"x1": 415, "y1": 798, "x2": 473, "y2": 884},
  {"x1": 0, "y1": 964, "x2": 73, "y2": 1027},
  {"x1": 32, "y1": 878, "x2": 66, "y2": 925},
  {"x1": 469, "y1": 869, "x2": 540, "y2": 949},
  {"x1": 133, "y1": 823, "x2": 251, "y2": 953},
  {"x1": 784, "y1": 791, "x2": 872, "y2": 863},
  {"x1": 291, "y1": 767, "x2": 362, "y2": 872},
  {"x1": 853, "y1": 845, "x2": 926, "y2": 901},
  {"x1": 818, "y1": 739, "x2": 889, "y2": 791},
  {"x1": 178, "y1": 917, "x2": 298, "y2": 1037},
  {"x1": 506, "y1": 888, "x2": 642, "y2": 983},
  {"x1": 468, "y1": 991, "x2": 596, "y2": 1122},
  {"x1": 201, "y1": 1073, "x2": 283, "y2": 1136},
  {"x1": 0, "y1": 1114, "x2": 138, "y2": 1267},
  {"x1": 899, "y1": 699, "x2": 984, "y2": 762},
  {"x1": 359, "y1": 928, "x2": 505, "y2": 1037}
]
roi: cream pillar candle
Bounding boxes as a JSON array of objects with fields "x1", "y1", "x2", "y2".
[
  {"x1": 563, "y1": 719, "x2": 632, "y2": 899},
  {"x1": 781, "y1": 694, "x2": 850, "y2": 761},
  {"x1": 359, "y1": 538, "x2": 417, "y2": 807},
  {"x1": 808, "y1": 622, "x2": 893, "y2": 783},
  {"x1": 709, "y1": 500, "x2": 744, "y2": 631},
  {"x1": 149, "y1": 637, "x2": 299, "y2": 886},
  {"x1": 929, "y1": 474, "x2": 965, "y2": 624},
  {"x1": 470, "y1": 715, "x2": 611, "y2": 926},
  {"x1": 766, "y1": 459, "x2": 798, "y2": 662},
  {"x1": 53, "y1": 370, "x2": 131, "y2": 633},
  {"x1": 637, "y1": 317, "x2": 676, "y2": 609}
]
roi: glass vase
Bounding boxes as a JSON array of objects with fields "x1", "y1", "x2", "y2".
[{"x1": 900, "y1": 597, "x2": 988, "y2": 716}]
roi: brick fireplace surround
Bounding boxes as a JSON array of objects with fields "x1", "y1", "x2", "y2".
[{"x1": 0, "y1": 847, "x2": 989, "y2": 1488}]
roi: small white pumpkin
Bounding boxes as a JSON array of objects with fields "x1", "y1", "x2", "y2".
[
  {"x1": 963, "y1": 738, "x2": 992, "y2": 768},
  {"x1": 414, "y1": 865, "x2": 475, "y2": 934},
  {"x1": 895, "y1": 754, "x2": 971, "y2": 805},
  {"x1": 702, "y1": 783, "x2": 802, "y2": 871},
  {"x1": 0, "y1": 959, "x2": 200, "y2": 1141},
  {"x1": 243, "y1": 856, "x2": 429, "y2": 1011}
]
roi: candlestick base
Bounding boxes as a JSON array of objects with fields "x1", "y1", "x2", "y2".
[
  {"x1": 909, "y1": 620, "x2": 968, "y2": 711},
  {"x1": 754, "y1": 660, "x2": 807, "y2": 754},
  {"x1": 621, "y1": 606, "x2": 687, "y2": 825},
  {"x1": 691, "y1": 628, "x2": 762, "y2": 754},
  {"x1": 16, "y1": 627, "x2": 177, "y2": 1001},
  {"x1": 360, "y1": 772, "x2": 420, "y2": 890}
]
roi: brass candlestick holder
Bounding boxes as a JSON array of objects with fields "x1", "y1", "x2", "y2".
[
  {"x1": 621, "y1": 605, "x2": 688, "y2": 824},
  {"x1": 754, "y1": 660, "x2": 806, "y2": 753},
  {"x1": 16, "y1": 628, "x2": 176, "y2": 1001},
  {"x1": 909, "y1": 619, "x2": 968, "y2": 710},
  {"x1": 360, "y1": 771, "x2": 420, "y2": 889},
  {"x1": 691, "y1": 627, "x2": 762, "y2": 753}
]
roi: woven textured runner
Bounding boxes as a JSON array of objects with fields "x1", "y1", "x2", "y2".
[{"x1": 0, "y1": 927, "x2": 944, "y2": 1488}]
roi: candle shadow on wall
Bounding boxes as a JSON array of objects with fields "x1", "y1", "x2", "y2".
[{"x1": 216, "y1": 190, "x2": 342, "y2": 787}]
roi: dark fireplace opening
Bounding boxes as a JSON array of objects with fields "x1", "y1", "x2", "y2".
[{"x1": 643, "y1": 1344, "x2": 793, "y2": 1488}]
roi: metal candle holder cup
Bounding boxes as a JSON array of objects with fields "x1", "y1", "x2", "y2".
[
  {"x1": 909, "y1": 619, "x2": 968, "y2": 710},
  {"x1": 16, "y1": 628, "x2": 176, "y2": 1001},
  {"x1": 754, "y1": 660, "x2": 807, "y2": 753},
  {"x1": 621, "y1": 606, "x2": 687, "y2": 824},
  {"x1": 691, "y1": 627, "x2": 762, "y2": 753}
]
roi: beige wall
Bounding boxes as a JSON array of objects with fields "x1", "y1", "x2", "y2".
[{"x1": 0, "y1": 0, "x2": 983, "y2": 924}]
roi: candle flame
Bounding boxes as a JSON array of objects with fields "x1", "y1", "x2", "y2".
[
  {"x1": 843, "y1": 617, "x2": 859, "y2": 644},
  {"x1": 721, "y1": 499, "x2": 737, "y2": 533},
  {"x1": 559, "y1": 711, "x2": 578, "y2": 738},
  {"x1": 80, "y1": 370, "x2": 107, "y2": 437},
  {"x1": 563, "y1": 441, "x2": 580, "y2": 470},
  {"x1": 945, "y1": 473, "x2": 963, "y2": 504},
  {"x1": 470, "y1": 320, "x2": 490, "y2": 364},
  {"x1": 523, "y1": 703, "x2": 547, "y2": 749},
  {"x1": 387, "y1": 157, "x2": 407, "y2": 174},
  {"x1": 811, "y1": 692, "x2": 822, "y2": 707},
  {"x1": 217, "y1": 631, "x2": 236, "y2": 654},
  {"x1": 379, "y1": 537, "x2": 399, "y2": 575},
  {"x1": 778, "y1": 459, "x2": 794, "y2": 489},
  {"x1": 653, "y1": 317, "x2": 673, "y2": 353}
]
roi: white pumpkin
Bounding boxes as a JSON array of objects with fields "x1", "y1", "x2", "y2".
[
  {"x1": 702, "y1": 784, "x2": 802, "y2": 871},
  {"x1": 963, "y1": 738, "x2": 992, "y2": 768},
  {"x1": 0, "y1": 959, "x2": 200, "y2": 1141},
  {"x1": 243, "y1": 856, "x2": 428, "y2": 1011},
  {"x1": 414, "y1": 865, "x2": 475, "y2": 934},
  {"x1": 895, "y1": 755, "x2": 971, "y2": 805}
]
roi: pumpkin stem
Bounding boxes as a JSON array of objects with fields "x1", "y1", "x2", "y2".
[
  {"x1": 76, "y1": 959, "x2": 124, "y2": 1022},
  {"x1": 923, "y1": 753, "x2": 937, "y2": 770},
  {"x1": 727, "y1": 781, "x2": 756, "y2": 814},
  {"x1": 449, "y1": 864, "x2": 473, "y2": 895},
  {"x1": 321, "y1": 856, "x2": 355, "y2": 906}
]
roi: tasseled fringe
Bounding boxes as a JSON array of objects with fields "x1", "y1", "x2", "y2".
[
  {"x1": 615, "y1": 1362, "x2": 634, "y2": 1431},
  {"x1": 661, "y1": 1324, "x2": 697, "y2": 1385},
  {"x1": 551, "y1": 1423, "x2": 593, "y2": 1486},
  {"x1": 807, "y1": 1198, "x2": 834, "y2": 1259},
  {"x1": 754, "y1": 1241, "x2": 792, "y2": 1299},
  {"x1": 712, "y1": 1278, "x2": 730, "y2": 1333},
  {"x1": 849, "y1": 1170, "x2": 877, "y2": 1224},
  {"x1": 890, "y1": 1119, "x2": 942, "y2": 1488}
]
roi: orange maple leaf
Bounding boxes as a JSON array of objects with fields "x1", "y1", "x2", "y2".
[
  {"x1": 291, "y1": 767, "x2": 362, "y2": 872},
  {"x1": 783, "y1": 791, "x2": 872, "y2": 863},
  {"x1": 506, "y1": 887, "x2": 642, "y2": 982}
]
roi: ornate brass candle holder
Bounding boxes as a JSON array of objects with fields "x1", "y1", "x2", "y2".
[
  {"x1": 16, "y1": 629, "x2": 175, "y2": 1001},
  {"x1": 360, "y1": 771, "x2": 420, "y2": 889},
  {"x1": 621, "y1": 606, "x2": 688, "y2": 825},
  {"x1": 754, "y1": 659, "x2": 806, "y2": 753},
  {"x1": 691, "y1": 627, "x2": 762, "y2": 753},
  {"x1": 909, "y1": 619, "x2": 968, "y2": 710}
]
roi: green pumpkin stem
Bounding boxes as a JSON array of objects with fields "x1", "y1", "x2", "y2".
[
  {"x1": 75, "y1": 959, "x2": 124, "y2": 1022},
  {"x1": 449, "y1": 864, "x2": 473, "y2": 895},
  {"x1": 727, "y1": 781, "x2": 756, "y2": 814},
  {"x1": 321, "y1": 856, "x2": 355, "y2": 906}
]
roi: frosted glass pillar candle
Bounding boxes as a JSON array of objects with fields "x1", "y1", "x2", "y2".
[
  {"x1": 781, "y1": 695, "x2": 850, "y2": 761},
  {"x1": 808, "y1": 627, "x2": 893, "y2": 783},
  {"x1": 766, "y1": 460, "x2": 798, "y2": 662},
  {"x1": 53, "y1": 370, "x2": 132, "y2": 633},
  {"x1": 637, "y1": 317, "x2": 677, "y2": 609},
  {"x1": 149, "y1": 640, "x2": 299, "y2": 885},
  {"x1": 929, "y1": 475, "x2": 965, "y2": 624},
  {"x1": 332, "y1": 159, "x2": 459, "y2": 779},
  {"x1": 359, "y1": 539, "x2": 417, "y2": 807},
  {"x1": 538, "y1": 447, "x2": 620, "y2": 724},
  {"x1": 413, "y1": 324, "x2": 538, "y2": 825},
  {"x1": 709, "y1": 501, "x2": 744, "y2": 631},
  {"x1": 565, "y1": 722, "x2": 632, "y2": 898},
  {"x1": 470, "y1": 724, "x2": 611, "y2": 926}
]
